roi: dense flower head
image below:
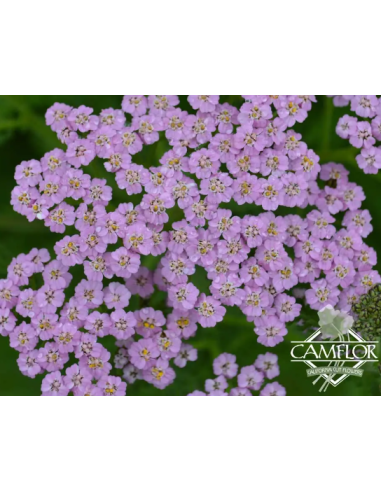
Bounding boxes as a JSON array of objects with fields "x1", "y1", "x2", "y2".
[
  {"x1": 331, "y1": 95, "x2": 381, "y2": 174},
  {"x1": 2, "y1": 95, "x2": 378, "y2": 396},
  {"x1": 188, "y1": 352, "x2": 284, "y2": 396}
]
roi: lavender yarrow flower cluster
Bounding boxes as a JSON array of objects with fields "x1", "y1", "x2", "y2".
[
  {"x1": 1, "y1": 95, "x2": 379, "y2": 396},
  {"x1": 331, "y1": 95, "x2": 381, "y2": 174},
  {"x1": 188, "y1": 352, "x2": 285, "y2": 396}
]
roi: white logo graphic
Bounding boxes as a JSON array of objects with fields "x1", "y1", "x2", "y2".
[{"x1": 291, "y1": 306, "x2": 379, "y2": 392}]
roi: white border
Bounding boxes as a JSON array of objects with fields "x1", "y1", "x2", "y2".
[
  {"x1": 0, "y1": 2, "x2": 379, "y2": 93},
  {"x1": 1, "y1": 398, "x2": 379, "y2": 490}
]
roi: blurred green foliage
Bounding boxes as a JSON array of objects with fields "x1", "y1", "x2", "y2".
[{"x1": 0, "y1": 95, "x2": 380, "y2": 396}]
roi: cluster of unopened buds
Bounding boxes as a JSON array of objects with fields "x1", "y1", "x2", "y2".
[
  {"x1": 352, "y1": 283, "x2": 381, "y2": 341},
  {"x1": 332, "y1": 95, "x2": 381, "y2": 174},
  {"x1": 0, "y1": 95, "x2": 378, "y2": 395},
  {"x1": 188, "y1": 352, "x2": 285, "y2": 396}
]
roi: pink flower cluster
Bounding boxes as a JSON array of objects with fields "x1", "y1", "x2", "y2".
[
  {"x1": 1, "y1": 95, "x2": 379, "y2": 396},
  {"x1": 332, "y1": 95, "x2": 381, "y2": 174},
  {"x1": 188, "y1": 352, "x2": 285, "y2": 396}
]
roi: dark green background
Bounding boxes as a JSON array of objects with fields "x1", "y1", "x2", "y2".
[{"x1": 0, "y1": 95, "x2": 379, "y2": 396}]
